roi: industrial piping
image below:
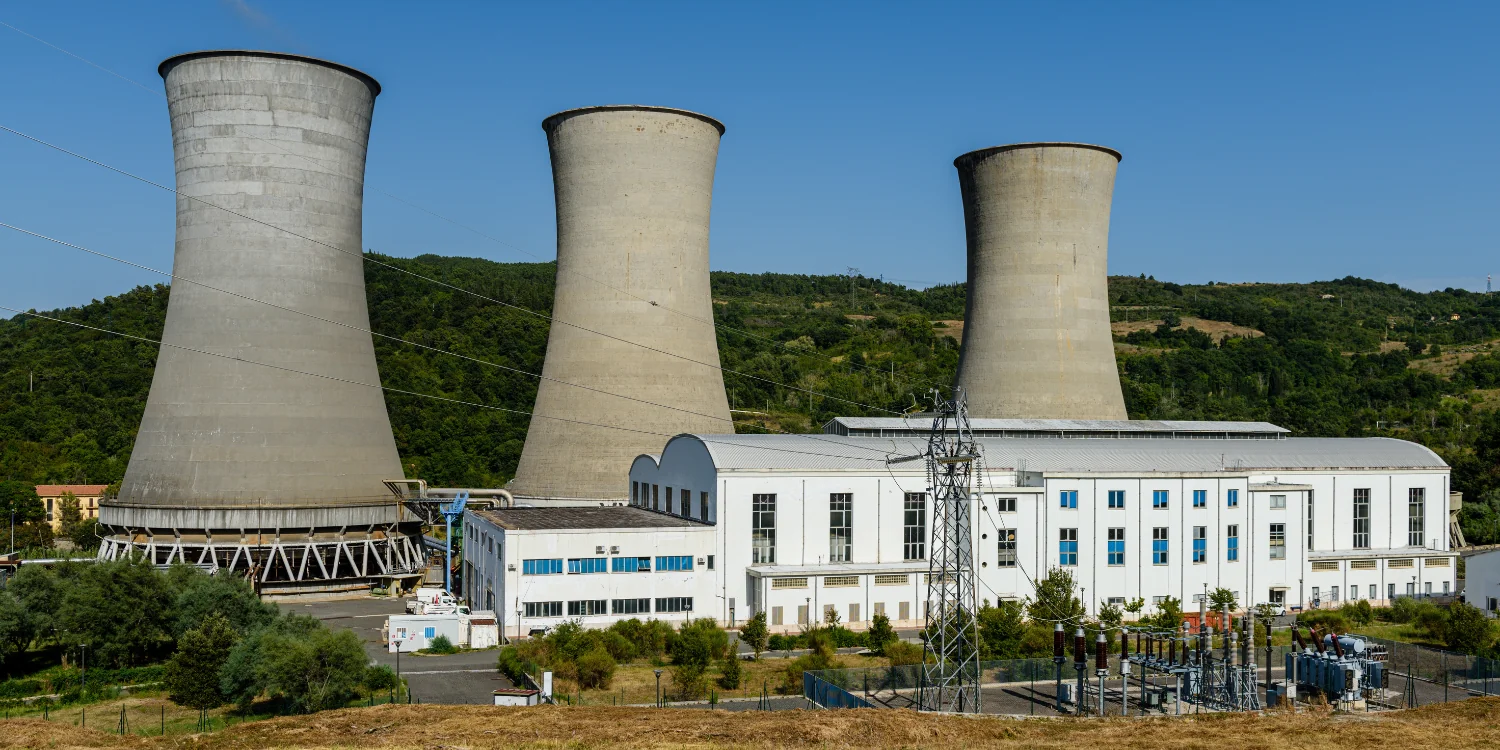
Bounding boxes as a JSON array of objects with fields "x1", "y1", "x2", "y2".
[
  {"x1": 508, "y1": 106, "x2": 733, "y2": 503},
  {"x1": 99, "y1": 51, "x2": 423, "y2": 593},
  {"x1": 951, "y1": 143, "x2": 1128, "y2": 420}
]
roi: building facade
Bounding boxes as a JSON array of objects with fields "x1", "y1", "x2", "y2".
[{"x1": 36, "y1": 485, "x2": 108, "y2": 532}]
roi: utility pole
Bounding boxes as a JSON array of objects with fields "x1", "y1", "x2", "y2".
[{"x1": 846, "y1": 267, "x2": 860, "y2": 311}]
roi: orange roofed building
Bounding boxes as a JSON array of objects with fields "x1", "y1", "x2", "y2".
[{"x1": 35, "y1": 485, "x2": 109, "y2": 531}]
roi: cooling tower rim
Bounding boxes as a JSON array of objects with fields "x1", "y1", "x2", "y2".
[
  {"x1": 159, "y1": 50, "x2": 381, "y2": 97},
  {"x1": 954, "y1": 142, "x2": 1121, "y2": 167},
  {"x1": 543, "y1": 105, "x2": 725, "y2": 136}
]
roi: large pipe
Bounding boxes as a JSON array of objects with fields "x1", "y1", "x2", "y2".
[
  {"x1": 508, "y1": 106, "x2": 732, "y2": 503},
  {"x1": 951, "y1": 143, "x2": 1127, "y2": 419},
  {"x1": 101, "y1": 51, "x2": 417, "y2": 585}
]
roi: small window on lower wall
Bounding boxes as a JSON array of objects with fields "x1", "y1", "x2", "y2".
[
  {"x1": 1388, "y1": 558, "x2": 1415, "y2": 569},
  {"x1": 772, "y1": 606, "x2": 784, "y2": 625},
  {"x1": 772, "y1": 577, "x2": 808, "y2": 589},
  {"x1": 824, "y1": 575, "x2": 859, "y2": 587},
  {"x1": 611, "y1": 598, "x2": 651, "y2": 615},
  {"x1": 1350, "y1": 559, "x2": 1377, "y2": 570},
  {"x1": 1311, "y1": 561, "x2": 1340, "y2": 572},
  {"x1": 874, "y1": 574, "x2": 909, "y2": 586},
  {"x1": 1424, "y1": 557, "x2": 1450, "y2": 568},
  {"x1": 524, "y1": 601, "x2": 562, "y2": 618},
  {"x1": 567, "y1": 600, "x2": 607, "y2": 616},
  {"x1": 656, "y1": 597, "x2": 693, "y2": 613}
]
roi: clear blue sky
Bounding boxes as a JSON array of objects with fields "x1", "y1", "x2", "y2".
[{"x1": 2, "y1": 1, "x2": 1497, "y2": 313}]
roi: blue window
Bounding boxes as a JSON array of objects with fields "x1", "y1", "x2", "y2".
[
  {"x1": 611, "y1": 556, "x2": 652, "y2": 573},
  {"x1": 423, "y1": 627, "x2": 435, "y2": 638},
  {"x1": 1059, "y1": 528, "x2": 1078, "y2": 566},
  {"x1": 568, "y1": 558, "x2": 608, "y2": 574},
  {"x1": 1060, "y1": 490, "x2": 1078, "y2": 509},
  {"x1": 1107, "y1": 528, "x2": 1125, "y2": 566},
  {"x1": 1107, "y1": 490, "x2": 1125, "y2": 509},
  {"x1": 656, "y1": 555, "x2": 694, "y2": 572},
  {"x1": 1227, "y1": 524, "x2": 1239, "y2": 561},
  {"x1": 1193, "y1": 490, "x2": 1207, "y2": 508},
  {"x1": 522, "y1": 558, "x2": 563, "y2": 575},
  {"x1": 1153, "y1": 490, "x2": 1169, "y2": 509},
  {"x1": 1227, "y1": 489, "x2": 1239, "y2": 508},
  {"x1": 1193, "y1": 526, "x2": 1207, "y2": 563},
  {"x1": 1152, "y1": 527, "x2": 1169, "y2": 565}
]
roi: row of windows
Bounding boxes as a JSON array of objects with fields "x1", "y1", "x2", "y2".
[
  {"x1": 526, "y1": 556, "x2": 712, "y2": 575},
  {"x1": 630, "y1": 481, "x2": 712, "y2": 520},
  {"x1": 1059, "y1": 488, "x2": 1255, "y2": 509},
  {"x1": 1311, "y1": 581, "x2": 1451, "y2": 603},
  {"x1": 1040, "y1": 524, "x2": 1279, "y2": 567},
  {"x1": 524, "y1": 598, "x2": 696, "y2": 618},
  {"x1": 752, "y1": 492, "x2": 932, "y2": 565},
  {"x1": 771, "y1": 574, "x2": 913, "y2": 589}
]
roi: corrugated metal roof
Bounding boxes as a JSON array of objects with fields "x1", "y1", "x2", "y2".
[
  {"x1": 681, "y1": 434, "x2": 1446, "y2": 473},
  {"x1": 471, "y1": 506, "x2": 707, "y2": 531},
  {"x1": 825, "y1": 416, "x2": 1288, "y2": 435}
]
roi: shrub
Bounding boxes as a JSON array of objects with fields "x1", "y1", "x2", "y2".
[
  {"x1": 1297, "y1": 610, "x2": 1350, "y2": 635},
  {"x1": 884, "y1": 639, "x2": 924, "y2": 666},
  {"x1": 767, "y1": 634, "x2": 796, "y2": 653},
  {"x1": 363, "y1": 664, "x2": 398, "y2": 693},
  {"x1": 574, "y1": 648, "x2": 616, "y2": 689},
  {"x1": 718, "y1": 654, "x2": 743, "y2": 690},
  {"x1": 164, "y1": 612, "x2": 238, "y2": 710},
  {"x1": 424, "y1": 635, "x2": 459, "y2": 655},
  {"x1": 1338, "y1": 600, "x2": 1375, "y2": 627},
  {"x1": 739, "y1": 612, "x2": 769, "y2": 659},
  {"x1": 1445, "y1": 602, "x2": 1495, "y2": 655},
  {"x1": 865, "y1": 612, "x2": 897, "y2": 655},
  {"x1": 496, "y1": 646, "x2": 539, "y2": 686}
]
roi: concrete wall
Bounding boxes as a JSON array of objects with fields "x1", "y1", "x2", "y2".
[
  {"x1": 108, "y1": 51, "x2": 403, "y2": 527},
  {"x1": 508, "y1": 106, "x2": 732, "y2": 502},
  {"x1": 952, "y1": 143, "x2": 1128, "y2": 420}
]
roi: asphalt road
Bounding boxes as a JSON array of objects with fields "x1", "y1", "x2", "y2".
[{"x1": 279, "y1": 597, "x2": 512, "y2": 705}]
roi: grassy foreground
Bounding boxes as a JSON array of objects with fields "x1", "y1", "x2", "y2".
[{"x1": 1, "y1": 698, "x2": 1497, "y2": 750}]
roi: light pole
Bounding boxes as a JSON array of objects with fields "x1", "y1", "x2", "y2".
[
  {"x1": 654, "y1": 669, "x2": 664, "y2": 708},
  {"x1": 394, "y1": 637, "x2": 406, "y2": 703}
]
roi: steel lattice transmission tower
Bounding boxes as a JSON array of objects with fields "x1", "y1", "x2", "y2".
[{"x1": 895, "y1": 387, "x2": 982, "y2": 712}]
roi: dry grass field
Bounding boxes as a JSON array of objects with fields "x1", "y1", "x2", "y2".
[
  {"x1": 2, "y1": 698, "x2": 1497, "y2": 750},
  {"x1": 557, "y1": 654, "x2": 888, "y2": 705},
  {"x1": 1110, "y1": 317, "x2": 1264, "y2": 343}
]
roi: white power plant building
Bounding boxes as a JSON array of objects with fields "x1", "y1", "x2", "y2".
[{"x1": 463, "y1": 418, "x2": 1456, "y2": 634}]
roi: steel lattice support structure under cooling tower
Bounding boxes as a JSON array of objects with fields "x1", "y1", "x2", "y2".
[
  {"x1": 98, "y1": 51, "x2": 423, "y2": 595},
  {"x1": 909, "y1": 389, "x2": 982, "y2": 712},
  {"x1": 507, "y1": 106, "x2": 733, "y2": 504}
]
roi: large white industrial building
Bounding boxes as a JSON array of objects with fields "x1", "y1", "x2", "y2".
[{"x1": 463, "y1": 417, "x2": 1456, "y2": 634}]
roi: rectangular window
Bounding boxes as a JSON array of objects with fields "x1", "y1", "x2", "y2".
[
  {"x1": 1107, "y1": 490, "x2": 1125, "y2": 509},
  {"x1": 567, "y1": 600, "x2": 607, "y2": 616},
  {"x1": 424, "y1": 627, "x2": 435, "y2": 638},
  {"x1": 997, "y1": 529, "x2": 1017, "y2": 567},
  {"x1": 1389, "y1": 558, "x2": 1414, "y2": 569},
  {"x1": 1153, "y1": 490, "x2": 1169, "y2": 509},
  {"x1": 1370, "y1": 584, "x2": 1378, "y2": 599},
  {"x1": 631, "y1": 481, "x2": 640, "y2": 505},
  {"x1": 1227, "y1": 524, "x2": 1239, "y2": 561},
  {"x1": 904, "y1": 493, "x2": 927, "y2": 561},
  {"x1": 772, "y1": 577, "x2": 808, "y2": 589},
  {"x1": 771, "y1": 606, "x2": 783, "y2": 625},
  {"x1": 611, "y1": 598, "x2": 652, "y2": 615},
  {"x1": 1350, "y1": 488, "x2": 1370, "y2": 549},
  {"x1": 1108, "y1": 597, "x2": 1125, "y2": 607},
  {"x1": 1227, "y1": 489, "x2": 1239, "y2": 508},
  {"x1": 994, "y1": 496, "x2": 1017, "y2": 513},
  {"x1": 1269, "y1": 523, "x2": 1286, "y2": 560},
  {"x1": 1408, "y1": 488, "x2": 1425, "y2": 547},
  {"x1": 611, "y1": 556, "x2": 652, "y2": 573},
  {"x1": 1107, "y1": 527, "x2": 1125, "y2": 566},
  {"x1": 1193, "y1": 489, "x2": 1207, "y2": 508},
  {"x1": 824, "y1": 575, "x2": 859, "y2": 587},
  {"x1": 874, "y1": 574, "x2": 908, "y2": 586},
  {"x1": 1152, "y1": 527, "x2": 1169, "y2": 565},
  {"x1": 523, "y1": 601, "x2": 563, "y2": 618},
  {"x1": 1270, "y1": 494, "x2": 1286, "y2": 509},
  {"x1": 1331, "y1": 586, "x2": 1340, "y2": 603},
  {"x1": 701, "y1": 491, "x2": 710, "y2": 521},
  {"x1": 653, "y1": 484, "x2": 659, "y2": 510},
  {"x1": 1351, "y1": 559, "x2": 1377, "y2": 570},
  {"x1": 1307, "y1": 491, "x2": 1315, "y2": 550},
  {"x1": 522, "y1": 559, "x2": 563, "y2": 576},
  {"x1": 666, "y1": 486, "x2": 674, "y2": 514},
  {"x1": 706, "y1": 555, "x2": 714, "y2": 570},
  {"x1": 655, "y1": 597, "x2": 693, "y2": 613},
  {"x1": 680, "y1": 488, "x2": 690, "y2": 516},
  {"x1": 656, "y1": 555, "x2": 694, "y2": 572},
  {"x1": 1059, "y1": 528, "x2": 1079, "y2": 566},
  {"x1": 752, "y1": 494, "x2": 776, "y2": 564},
  {"x1": 567, "y1": 558, "x2": 608, "y2": 574},
  {"x1": 1193, "y1": 526, "x2": 1207, "y2": 563},
  {"x1": 829, "y1": 493, "x2": 852, "y2": 563},
  {"x1": 1060, "y1": 490, "x2": 1078, "y2": 509}
]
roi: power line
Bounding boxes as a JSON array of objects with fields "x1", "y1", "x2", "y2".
[
  {"x1": 0, "y1": 124, "x2": 907, "y2": 420},
  {"x1": 0, "y1": 221, "x2": 901, "y2": 460},
  {"x1": 0, "y1": 20, "x2": 953, "y2": 396},
  {"x1": 0, "y1": 304, "x2": 894, "y2": 466}
]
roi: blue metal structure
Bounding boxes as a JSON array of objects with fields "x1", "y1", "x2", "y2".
[{"x1": 440, "y1": 491, "x2": 468, "y2": 593}]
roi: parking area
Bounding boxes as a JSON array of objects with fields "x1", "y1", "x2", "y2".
[{"x1": 278, "y1": 597, "x2": 513, "y2": 705}]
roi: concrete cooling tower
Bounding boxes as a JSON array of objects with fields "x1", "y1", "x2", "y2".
[
  {"x1": 507, "y1": 106, "x2": 733, "y2": 503},
  {"x1": 951, "y1": 143, "x2": 1128, "y2": 420},
  {"x1": 99, "y1": 51, "x2": 423, "y2": 593}
]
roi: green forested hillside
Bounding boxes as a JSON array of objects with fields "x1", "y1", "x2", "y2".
[{"x1": 2, "y1": 257, "x2": 1498, "y2": 541}]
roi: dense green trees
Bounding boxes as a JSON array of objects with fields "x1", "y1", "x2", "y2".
[
  {"x1": 165, "y1": 612, "x2": 238, "y2": 710},
  {"x1": 3, "y1": 259, "x2": 1498, "y2": 541}
]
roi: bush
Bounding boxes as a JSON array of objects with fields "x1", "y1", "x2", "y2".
[
  {"x1": 884, "y1": 640, "x2": 924, "y2": 666},
  {"x1": 718, "y1": 654, "x2": 742, "y2": 689},
  {"x1": 574, "y1": 648, "x2": 616, "y2": 689},
  {"x1": 739, "y1": 611, "x2": 769, "y2": 659},
  {"x1": 865, "y1": 612, "x2": 897, "y2": 655},
  {"x1": 496, "y1": 646, "x2": 539, "y2": 686},
  {"x1": 767, "y1": 634, "x2": 795, "y2": 653},
  {"x1": 424, "y1": 635, "x2": 459, "y2": 655},
  {"x1": 781, "y1": 627, "x2": 840, "y2": 693},
  {"x1": 1297, "y1": 610, "x2": 1351, "y2": 635},
  {"x1": 1339, "y1": 600, "x2": 1375, "y2": 627},
  {"x1": 164, "y1": 612, "x2": 238, "y2": 710},
  {"x1": 1445, "y1": 602, "x2": 1495, "y2": 655},
  {"x1": 363, "y1": 664, "x2": 398, "y2": 693}
]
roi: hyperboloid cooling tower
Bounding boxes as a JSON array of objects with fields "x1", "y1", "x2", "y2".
[
  {"x1": 951, "y1": 143, "x2": 1128, "y2": 420},
  {"x1": 99, "y1": 51, "x2": 423, "y2": 591},
  {"x1": 507, "y1": 106, "x2": 733, "y2": 503}
]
